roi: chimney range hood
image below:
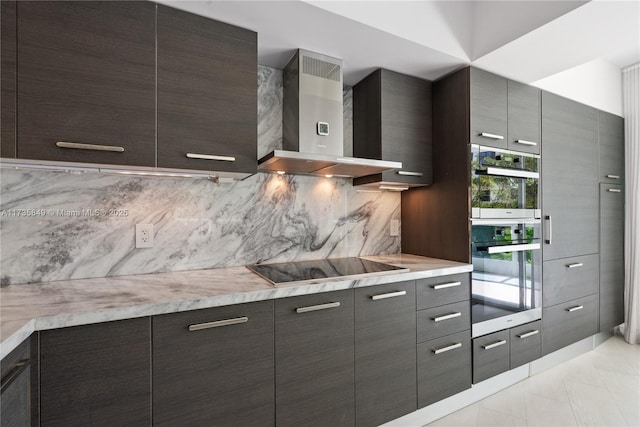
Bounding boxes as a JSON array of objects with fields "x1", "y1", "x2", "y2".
[{"x1": 257, "y1": 50, "x2": 401, "y2": 178}]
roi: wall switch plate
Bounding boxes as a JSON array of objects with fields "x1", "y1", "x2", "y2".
[
  {"x1": 136, "y1": 224, "x2": 154, "y2": 248},
  {"x1": 390, "y1": 219, "x2": 400, "y2": 237}
]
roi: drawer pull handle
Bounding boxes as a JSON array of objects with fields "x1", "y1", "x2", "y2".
[
  {"x1": 482, "y1": 340, "x2": 507, "y2": 350},
  {"x1": 608, "y1": 188, "x2": 622, "y2": 193},
  {"x1": 397, "y1": 171, "x2": 423, "y2": 177},
  {"x1": 514, "y1": 139, "x2": 538, "y2": 146},
  {"x1": 606, "y1": 175, "x2": 621, "y2": 179},
  {"x1": 433, "y1": 312, "x2": 462, "y2": 322},
  {"x1": 188, "y1": 316, "x2": 248, "y2": 331},
  {"x1": 56, "y1": 141, "x2": 124, "y2": 153},
  {"x1": 567, "y1": 305, "x2": 584, "y2": 312},
  {"x1": 517, "y1": 330, "x2": 540, "y2": 339},
  {"x1": 433, "y1": 342, "x2": 462, "y2": 355},
  {"x1": 566, "y1": 263, "x2": 584, "y2": 268},
  {"x1": 296, "y1": 301, "x2": 340, "y2": 314},
  {"x1": 479, "y1": 132, "x2": 504, "y2": 140},
  {"x1": 0, "y1": 360, "x2": 29, "y2": 393},
  {"x1": 371, "y1": 290, "x2": 407, "y2": 300},
  {"x1": 186, "y1": 153, "x2": 236, "y2": 162},
  {"x1": 432, "y1": 281, "x2": 462, "y2": 290}
]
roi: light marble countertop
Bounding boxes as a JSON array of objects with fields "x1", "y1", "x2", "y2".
[{"x1": 0, "y1": 254, "x2": 471, "y2": 359}]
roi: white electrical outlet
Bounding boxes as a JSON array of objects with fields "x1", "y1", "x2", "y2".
[
  {"x1": 136, "y1": 224, "x2": 154, "y2": 248},
  {"x1": 390, "y1": 219, "x2": 400, "y2": 237}
]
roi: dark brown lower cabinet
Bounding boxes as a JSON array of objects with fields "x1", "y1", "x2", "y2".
[
  {"x1": 275, "y1": 290, "x2": 355, "y2": 427},
  {"x1": 355, "y1": 282, "x2": 416, "y2": 426},
  {"x1": 472, "y1": 329, "x2": 510, "y2": 383},
  {"x1": 39, "y1": 318, "x2": 151, "y2": 427},
  {"x1": 418, "y1": 330, "x2": 472, "y2": 407},
  {"x1": 543, "y1": 294, "x2": 599, "y2": 355},
  {"x1": 152, "y1": 301, "x2": 275, "y2": 426},
  {"x1": 0, "y1": 337, "x2": 33, "y2": 427}
]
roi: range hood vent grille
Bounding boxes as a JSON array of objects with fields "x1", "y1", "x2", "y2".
[{"x1": 303, "y1": 55, "x2": 341, "y2": 82}]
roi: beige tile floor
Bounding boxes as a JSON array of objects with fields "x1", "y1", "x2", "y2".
[{"x1": 426, "y1": 335, "x2": 640, "y2": 427}]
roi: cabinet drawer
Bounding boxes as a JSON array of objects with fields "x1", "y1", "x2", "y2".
[
  {"x1": 473, "y1": 329, "x2": 510, "y2": 383},
  {"x1": 510, "y1": 320, "x2": 542, "y2": 368},
  {"x1": 543, "y1": 254, "x2": 599, "y2": 306},
  {"x1": 418, "y1": 330, "x2": 471, "y2": 408},
  {"x1": 418, "y1": 300, "x2": 470, "y2": 343},
  {"x1": 153, "y1": 301, "x2": 274, "y2": 426},
  {"x1": 543, "y1": 294, "x2": 599, "y2": 355},
  {"x1": 416, "y1": 273, "x2": 470, "y2": 310}
]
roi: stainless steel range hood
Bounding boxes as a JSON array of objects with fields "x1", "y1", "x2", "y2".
[{"x1": 257, "y1": 49, "x2": 401, "y2": 178}]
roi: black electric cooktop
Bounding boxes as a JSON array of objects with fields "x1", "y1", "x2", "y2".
[{"x1": 247, "y1": 257, "x2": 410, "y2": 286}]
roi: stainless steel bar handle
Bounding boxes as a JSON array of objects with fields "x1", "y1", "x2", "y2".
[
  {"x1": 433, "y1": 342, "x2": 462, "y2": 355},
  {"x1": 567, "y1": 305, "x2": 584, "y2": 312},
  {"x1": 56, "y1": 141, "x2": 125, "y2": 153},
  {"x1": 514, "y1": 139, "x2": 538, "y2": 146},
  {"x1": 606, "y1": 175, "x2": 621, "y2": 179},
  {"x1": 479, "y1": 132, "x2": 504, "y2": 140},
  {"x1": 186, "y1": 153, "x2": 236, "y2": 162},
  {"x1": 397, "y1": 171, "x2": 423, "y2": 177},
  {"x1": 0, "y1": 360, "x2": 30, "y2": 393},
  {"x1": 482, "y1": 340, "x2": 507, "y2": 350},
  {"x1": 188, "y1": 316, "x2": 248, "y2": 331},
  {"x1": 482, "y1": 167, "x2": 539, "y2": 179},
  {"x1": 432, "y1": 281, "x2": 462, "y2": 290},
  {"x1": 295, "y1": 301, "x2": 340, "y2": 314},
  {"x1": 566, "y1": 262, "x2": 584, "y2": 268},
  {"x1": 433, "y1": 312, "x2": 462, "y2": 322},
  {"x1": 517, "y1": 330, "x2": 540, "y2": 339},
  {"x1": 545, "y1": 215, "x2": 552, "y2": 245},
  {"x1": 371, "y1": 290, "x2": 407, "y2": 300},
  {"x1": 608, "y1": 188, "x2": 622, "y2": 193},
  {"x1": 485, "y1": 243, "x2": 541, "y2": 254}
]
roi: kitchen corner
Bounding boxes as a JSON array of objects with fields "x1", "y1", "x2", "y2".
[{"x1": 0, "y1": 254, "x2": 471, "y2": 360}]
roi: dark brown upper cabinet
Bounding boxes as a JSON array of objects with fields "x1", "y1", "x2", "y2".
[
  {"x1": 471, "y1": 68, "x2": 541, "y2": 154},
  {"x1": 353, "y1": 69, "x2": 433, "y2": 187},
  {"x1": 1, "y1": 1, "x2": 17, "y2": 159},
  {"x1": 15, "y1": 1, "x2": 156, "y2": 167},
  {"x1": 157, "y1": 5, "x2": 257, "y2": 176},
  {"x1": 598, "y1": 111, "x2": 625, "y2": 183}
]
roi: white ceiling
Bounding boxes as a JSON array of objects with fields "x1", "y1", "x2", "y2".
[{"x1": 159, "y1": 0, "x2": 640, "y2": 85}]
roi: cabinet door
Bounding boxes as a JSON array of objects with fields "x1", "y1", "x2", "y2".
[
  {"x1": 16, "y1": 1, "x2": 156, "y2": 166},
  {"x1": 541, "y1": 91, "x2": 599, "y2": 260},
  {"x1": 157, "y1": 5, "x2": 257, "y2": 175},
  {"x1": 355, "y1": 282, "x2": 416, "y2": 426},
  {"x1": 1, "y1": 1, "x2": 16, "y2": 158},
  {"x1": 599, "y1": 184, "x2": 625, "y2": 331},
  {"x1": 542, "y1": 294, "x2": 599, "y2": 355},
  {"x1": 472, "y1": 329, "x2": 510, "y2": 383},
  {"x1": 380, "y1": 70, "x2": 433, "y2": 185},
  {"x1": 0, "y1": 338, "x2": 31, "y2": 427},
  {"x1": 39, "y1": 318, "x2": 151, "y2": 427},
  {"x1": 470, "y1": 68, "x2": 508, "y2": 149},
  {"x1": 153, "y1": 301, "x2": 274, "y2": 426},
  {"x1": 418, "y1": 330, "x2": 471, "y2": 408},
  {"x1": 599, "y1": 111, "x2": 624, "y2": 183},
  {"x1": 275, "y1": 290, "x2": 354, "y2": 427},
  {"x1": 507, "y1": 80, "x2": 540, "y2": 154}
]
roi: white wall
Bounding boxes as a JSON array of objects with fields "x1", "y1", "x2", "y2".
[{"x1": 531, "y1": 59, "x2": 623, "y2": 116}]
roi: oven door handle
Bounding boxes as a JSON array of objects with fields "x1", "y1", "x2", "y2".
[
  {"x1": 476, "y1": 167, "x2": 539, "y2": 179},
  {"x1": 477, "y1": 243, "x2": 541, "y2": 254}
]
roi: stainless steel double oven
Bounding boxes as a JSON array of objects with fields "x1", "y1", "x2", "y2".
[{"x1": 470, "y1": 145, "x2": 542, "y2": 337}]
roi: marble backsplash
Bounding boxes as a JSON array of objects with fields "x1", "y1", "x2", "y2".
[{"x1": 0, "y1": 66, "x2": 400, "y2": 285}]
